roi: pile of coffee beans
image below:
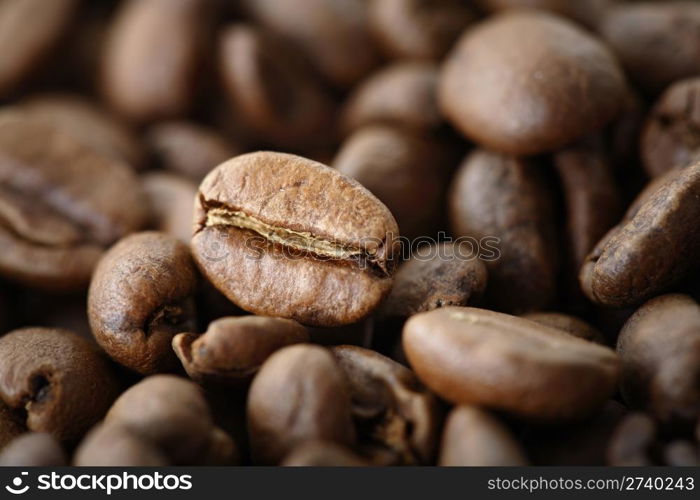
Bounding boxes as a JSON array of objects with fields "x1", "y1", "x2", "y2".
[{"x1": 0, "y1": 0, "x2": 699, "y2": 466}]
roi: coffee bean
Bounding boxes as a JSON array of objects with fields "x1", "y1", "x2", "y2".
[
  {"x1": 88, "y1": 232, "x2": 199, "y2": 374},
  {"x1": 0, "y1": 402, "x2": 25, "y2": 449},
  {"x1": 439, "y1": 11, "x2": 626, "y2": 155},
  {"x1": 248, "y1": 344, "x2": 355, "y2": 464},
  {"x1": 331, "y1": 345, "x2": 441, "y2": 465},
  {"x1": 142, "y1": 172, "x2": 198, "y2": 243},
  {"x1": 580, "y1": 163, "x2": 700, "y2": 307},
  {"x1": 403, "y1": 307, "x2": 619, "y2": 420},
  {"x1": 617, "y1": 294, "x2": 700, "y2": 423},
  {"x1": 173, "y1": 316, "x2": 310, "y2": 386},
  {"x1": 378, "y1": 242, "x2": 487, "y2": 319},
  {"x1": 606, "y1": 412, "x2": 656, "y2": 466},
  {"x1": 0, "y1": 327, "x2": 120, "y2": 444},
  {"x1": 241, "y1": 0, "x2": 379, "y2": 87},
  {"x1": 369, "y1": 0, "x2": 475, "y2": 61},
  {"x1": 475, "y1": 0, "x2": 609, "y2": 28},
  {"x1": 0, "y1": 0, "x2": 78, "y2": 97},
  {"x1": 438, "y1": 406, "x2": 528, "y2": 466},
  {"x1": 449, "y1": 149, "x2": 558, "y2": 313},
  {"x1": 102, "y1": 0, "x2": 211, "y2": 122},
  {"x1": 664, "y1": 441, "x2": 700, "y2": 467},
  {"x1": 0, "y1": 433, "x2": 66, "y2": 466},
  {"x1": 641, "y1": 78, "x2": 700, "y2": 178},
  {"x1": 192, "y1": 152, "x2": 400, "y2": 327},
  {"x1": 0, "y1": 112, "x2": 148, "y2": 291},
  {"x1": 334, "y1": 125, "x2": 447, "y2": 240},
  {"x1": 147, "y1": 121, "x2": 239, "y2": 181},
  {"x1": 341, "y1": 62, "x2": 441, "y2": 135},
  {"x1": 74, "y1": 423, "x2": 169, "y2": 466},
  {"x1": 281, "y1": 441, "x2": 367, "y2": 467},
  {"x1": 522, "y1": 312, "x2": 606, "y2": 345},
  {"x1": 600, "y1": 2, "x2": 700, "y2": 95}
]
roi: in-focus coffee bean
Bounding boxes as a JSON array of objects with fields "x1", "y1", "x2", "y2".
[{"x1": 522, "y1": 312, "x2": 606, "y2": 345}]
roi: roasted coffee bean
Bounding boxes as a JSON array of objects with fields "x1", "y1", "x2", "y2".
[
  {"x1": 0, "y1": 402, "x2": 25, "y2": 449},
  {"x1": 403, "y1": 307, "x2": 619, "y2": 420},
  {"x1": 282, "y1": 441, "x2": 367, "y2": 467},
  {"x1": 522, "y1": 312, "x2": 606, "y2": 345},
  {"x1": 0, "y1": 0, "x2": 78, "y2": 97},
  {"x1": 0, "y1": 433, "x2": 66, "y2": 466},
  {"x1": 664, "y1": 441, "x2": 700, "y2": 467},
  {"x1": 173, "y1": 316, "x2": 310, "y2": 386},
  {"x1": 74, "y1": 423, "x2": 168, "y2": 466},
  {"x1": 439, "y1": 11, "x2": 626, "y2": 155},
  {"x1": 606, "y1": 412, "x2": 656, "y2": 466},
  {"x1": 0, "y1": 327, "x2": 120, "y2": 444},
  {"x1": 378, "y1": 242, "x2": 487, "y2": 319},
  {"x1": 617, "y1": 294, "x2": 700, "y2": 423},
  {"x1": 580, "y1": 163, "x2": 700, "y2": 308},
  {"x1": 333, "y1": 125, "x2": 446, "y2": 240},
  {"x1": 600, "y1": 2, "x2": 700, "y2": 95},
  {"x1": 142, "y1": 172, "x2": 198, "y2": 243},
  {"x1": 331, "y1": 345, "x2": 441, "y2": 465},
  {"x1": 248, "y1": 345, "x2": 355, "y2": 464},
  {"x1": 20, "y1": 93, "x2": 144, "y2": 169},
  {"x1": 474, "y1": 0, "x2": 609, "y2": 28},
  {"x1": 449, "y1": 149, "x2": 558, "y2": 313},
  {"x1": 102, "y1": 0, "x2": 210, "y2": 122},
  {"x1": 88, "y1": 232, "x2": 198, "y2": 374},
  {"x1": 641, "y1": 78, "x2": 700, "y2": 179},
  {"x1": 438, "y1": 406, "x2": 528, "y2": 466},
  {"x1": 192, "y1": 152, "x2": 400, "y2": 327},
  {"x1": 241, "y1": 0, "x2": 379, "y2": 87},
  {"x1": 0, "y1": 112, "x2": 147, "y2": 291},
  {"x1": 219, "y1": 25, "x2": 336, "y2": 150},
  {"x1": 341, "y1": 62, "x2": 441, "y2": 135},
  {"x1": 369, "y1": 0, "x2": 475, "y2": 61},
  {"x1": 106, "y1": 375, "x2": 236, "y2": 465},
  {"x1": 147, "y1": 121, "x2": 238, "y2": 181}
]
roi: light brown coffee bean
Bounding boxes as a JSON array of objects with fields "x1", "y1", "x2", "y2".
[
  {"x1": 191, "y1": 152, "x2": 400, "y2": 327},
  {"x1": 173, "y1": 316, "x2": 310, "y2": 386},
  {"x1": 617, "y1": 294, "x2": 700, "y2": 423},
  {"x1": 88, "y1": 232, "x2": 198, "y2": 374},
  {"x1": 142, "y1": 172, "x2": 198, "y2": 243},
  {"x1": 664, "y1": 441, "x2": 700, "y2": 467},
  {"x1": 606, "y1": 412, "x2": 656, "y2": 466},
  {"x1": 282, "y1": 441, "x2": 367, "y2": 467},
  {"x1": 403, "y1": 307, "x2": 619, "y2": 420},
  {"x1": 523, "y1": 312, "x2": 606, "y2": 345},
  {"x1": 438, "y1": 406, "x2": 528, "y2": 466},
  {"x1": 0, "y1": 433, "x2": 66, "y2": 466},
  {"x1": 0, "y1": 327, "x2": 120, "y2": 444},
  {"x1": 74, "y1": 423, "x2": 169, "y2": 466},
  {"x1": 475, "y1": 0, "x2": 609, "y2": 28},
  {"x1": 248, "y1": 345, "x2": 355, "y2": 464}
]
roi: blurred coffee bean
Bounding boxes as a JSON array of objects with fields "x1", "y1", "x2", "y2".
[
  {"x1": 664, "y1": 441, "x2": 700, "y2": 466},
  {"x1": 522, "y1": 312, "x2": 606, "y2": 345},
  {"x1": 475, "y1": 0, "x2": 609, "y2": 28},
  {"x1": 282, "y1": 441, "x2": 367, "y2": 466},
  {"x1": 0, "y1": 402, "x2": 25, "y2": 449},
  {"x1": 607, "y1": 412, "x2": 657, "y2": 466},
  {"x1": 142, "y1": 172, "x2": 198, "y2": 243},
  {"x1": 0, "y1": 433, "x2": 66, "y2": 466},
  {"x1": 88, "y1": 232, "x2": 198, "y2": 374},
  {"x1": 74, "y1": 423, "x2": 169, "y2": 466}
]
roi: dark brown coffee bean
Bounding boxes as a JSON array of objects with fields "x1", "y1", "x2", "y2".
[
  {"x1": 248, "y1": 344, "x2": 355, "y2": 464},
  {"x1": 102, "y1": 0, "x2": 210, "y2": 122},
  {"x1": 475, "y1": 0, "x2": 609, "y2": 28},
  {"x1": 580, "y1": 163, "x2": 700, "y2": 307},
  {"x1": 331, "y1": 345, "x2": 441, "y2": 465},
  {"x1": 88, "y1": 232, "x2": 198, "y2": 374},
  {"x1": 403, "y1": 307, "x2": 619, "y2": 420},
  {"x1": 664, "y1": 441, "x2": 700, "y2": 467},
  {"x1": 241, "y1": 0, "x2": 380, "y2": 87},
  {"x1": 173, "y1": 316, "x2": 310, "y2": 386},
  {"x1": 74, "y1": 423, "x2": 169, "y2": 466},
  {"x1": 617, "y1": 294, "x2": 700, "y2": 423},
  {"x1": 192, "y1": 152, "x2": 400, "y2": 327},
  {"x1": 0, "y1": 402, "x2": 25, "y2": 449},
  {"x1": 600, "y1": 2, "x2": 700, "y2": 95},
  {"x1": 438, "y1": 406, "x2": 528, "y2": 466},
  {"x1": 282, "y1": 441, "x2": 367, "y2": 466},
  {"x1": 606, "y1": 412, "x2": 656, "y2": 466},
  {"x1": 0, "y1": 112, "x2": 148, "y2": 291},
  {"x1": 333, "y1": 125, "x2": 446, "y2": 240},
  {"x1": 522, "y1": 312, "x2": 606, "y2": 345},
  {"x1": 0, "y1": 327, "x2": 120, "y2": 444},
  {"x1": 378, "y1": 242, "x2": 487, "y2": 319},
  {"x1": 0, "y1": 0, "x2": 78, "y2": 97},
  {"x1": 106, "y1": 375, "x2": 236, "y2": 465},
  {"x1": 142, "y1": 172, "x2": 198, "y2": 243},
  {"x1": 0, "y1": 433, "x2": 66, "y2": 466},
  {"x1": 147, "y1": 121, "x2": 239, "y2": 181},
  {"x1": 21, "y1": 93, "x2": 144, "y2": 169},
  {"x1": 341, "y1": 62, "x2": 441, "y2": 135},
  {"x1": 641, "y1": 78, "x2": 700, "y2": 178},
  {"x1": 439, "y1": 11, "x2": 626, "y2": 155},
  {"x1": 448, "y1": 149, "x2": 558, "y2": 313},
  {"x1": 369, "y1": 0, "x2": 475, "y2": 61},
  {"x1": 219, "y1": 25, "x2": 336, "y2": 150}
]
